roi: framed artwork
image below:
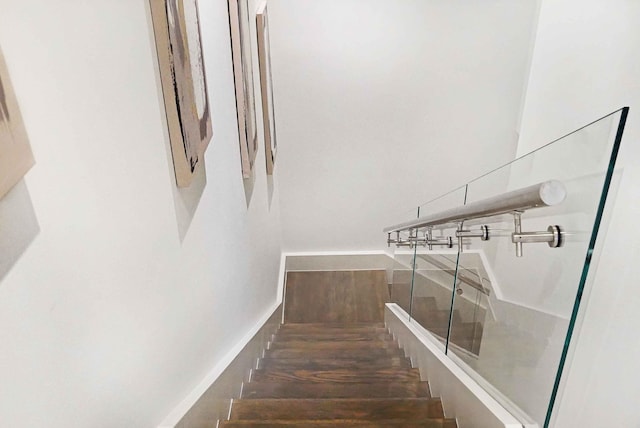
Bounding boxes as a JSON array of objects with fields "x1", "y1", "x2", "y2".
[
  {"x1": 256, "y1": 2, "x2": 277, "y2": 174},
  {"x1": 228, "y1": 0, "x2": 258, "y2": 179},
  {"x1": 149, "y1": 0, "x2": 213, "y2": 187},
  {"x1": 0, "y1": 48, "x2": 34, "y2": 200}
]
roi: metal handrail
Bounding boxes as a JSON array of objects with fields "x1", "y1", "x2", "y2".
[{"x1": 383, "y1": 180, "x2": 566, "y2": 233}]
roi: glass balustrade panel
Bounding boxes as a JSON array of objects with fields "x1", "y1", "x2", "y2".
[
  {"x1": 446, "y1": 252, "x2": 487, "y2": 357},
  {"x1": 407, "y1": 186, "x2": 468, "y2": 345},
  {"x1": 445, "y1": 108, "x2": 627, "y2": 425},
  {"x1": 390, "y1": 185, "x2": 467, "y2": 321},
  {"x1": 410, "y1": 251, "x2": 459, "y2": 350},
  {"x1": 389, "y1": 206, "x2": 420, "y2": 315}
]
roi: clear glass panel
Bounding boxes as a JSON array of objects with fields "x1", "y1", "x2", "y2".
[
  {"x1": 408, "y1": 186, "x2": 468, "y2": 345},
  {"x1": 417, "y1": 184, "x2": 469, "y2": 215},
  {"x1": 411, "y1": 251, "x2": 459, "y2": 346},
  {"x1": 390, "y1": 185, "x2": 467, "y2": 319},
  {"x1": 445, "y1": 108, "x2": 627, "y2": 425},
  {"x1": 447, "y1": 251, "x2": 487, "y2": 356},
  {"x1": 390, "y1": 250, "x2": 416, "y2": 315},
  {"x1": 389, "y1": 207, "x2": 420, "y2": 315}
]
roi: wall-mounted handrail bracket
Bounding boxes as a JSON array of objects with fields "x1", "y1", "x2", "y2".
[
  {"x1": 384, "y1": 180, "x2": 566, "y2": 258},
  {"x1": 511, "y1": 219, "x2": 564, "y2": 257},
  {"x1": 455, "y1": 225, "x2": 490, "y2": 241}
]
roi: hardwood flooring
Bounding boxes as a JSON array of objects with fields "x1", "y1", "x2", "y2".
[{"x1": 284, "y1": 270, "x2": 390, "y2": 323}]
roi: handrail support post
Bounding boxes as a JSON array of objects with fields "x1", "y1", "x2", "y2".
[{"x1": 513, "y1": 212, "x2": 523, "y2": 257}]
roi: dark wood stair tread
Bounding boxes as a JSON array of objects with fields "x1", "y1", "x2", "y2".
[
  {"x1": 273, "y1": 332, "x2": 393, "y2": 342},
  {"x1": 265, "y1": 347, "x2": 406, "y2": 359},
  {"x1": 229, "y1": 398, "x2": 445, "y2": 420},
  {"x1": 268, "y1": 340, "x2": 399, "y2": 351},
  {"x1": 241, "y1": 381, "x2": 431, "y2": 399},
  {"x1": 221, "y1": 418, "x2": 457, "y2": 427},
  {"x1": 258, "y1": 356, "x2": 411, "y2": 370},
  {"x1": 251, "y1": 367, "x2": 422, "y2": 383},
  {"x1": 279, "y1": 323, "x2": 386, "y2": 331}
]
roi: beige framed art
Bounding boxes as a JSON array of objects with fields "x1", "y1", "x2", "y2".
[
  {"x1": 256, "y1": 2, "x2": 277, "y2": 175},
  {"x1": 0, "y1": 48, "x2": 34, "y2": 200},
  {"x1": 228, "y1": 0, "x2": 259, "y2": 179},
  {"x1": 149, "y1": 0, "x2": 212, "y2": 188}
]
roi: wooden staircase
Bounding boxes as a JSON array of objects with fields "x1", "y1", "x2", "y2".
[{"x1": 220, "y1": 270, "x2": 458, "y2": 428}]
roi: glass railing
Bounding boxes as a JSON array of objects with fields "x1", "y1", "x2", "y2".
[
  {"x1": 386, "y1": 107, "x2": 628, "y2": 427},
  {"x1": 389, "y1": 206, "x2": 419, "y2": 316}
]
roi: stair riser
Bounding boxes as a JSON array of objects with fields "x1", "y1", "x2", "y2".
[
  {"x1": 241, "y1": 382, "x2": 431, "y2": 399},
  {"x1": 221, "y1": 420, "x2": 457, "y2": 427},
  {"x1": 279, "y1": 323, "x2": 386, "y2": 330},
  {"x1": 252, "y1": 368, "x2": 422, "y2": 383},
  {"x1": 268, "y1": 341, "x2": 399, "y2": 351}
]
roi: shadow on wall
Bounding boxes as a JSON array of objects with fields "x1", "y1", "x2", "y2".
[
  {"x1": 266, "y1": 174, "x2": 275, "y2": 210},
  {"x1": 243, "y1": 171, "x2": 256, "y2": 208},
  {"x1": 142, "y1": 0, "x2": 207, "y2": 243},
  {"x1": 172, "y1": 162, "x2": 207, "y2": 242},
  {"x1": 0, "y1": 180, "x2": 39, "y2": 282}
]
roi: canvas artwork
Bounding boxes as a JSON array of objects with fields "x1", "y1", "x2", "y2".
[
  {"x1": 150, "y1": 0, "x2": 212, "y2": 187},
  {"x1": 257, "y1": 2, "x2": 277, "y2": 175},
  {"x1": 0, "y1": 48, "x2": 34, "y2": 200},
  {"x1": 228, "y1": 0, "x2": 259, "y2": 179}
]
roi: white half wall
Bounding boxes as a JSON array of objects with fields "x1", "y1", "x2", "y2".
[
  {"x1": 268, "y1": 0, "x2": 539, "y2": 251},
  {"x1": 516, "y1": 1, "x2": 640, "y2": 426},
  {"x1": 0, "y1": 1, "x2": 282, "y2": 427},
  {"x1": 385, "y1": 304, "x2": 526, "y2": 428}
]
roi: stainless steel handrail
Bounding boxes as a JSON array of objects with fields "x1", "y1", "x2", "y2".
[{"x1": 383, "y1": 180, "x2": 566, "y2": 233}]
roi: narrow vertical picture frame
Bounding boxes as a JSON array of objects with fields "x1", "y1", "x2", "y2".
[
  {"x1": 0, "y1": 48, "x2": 35, "y2": 200},
  {"x1": 228, "y1": 0, "x2": 259, "y2": 179},
  {"x1": 149, "y1": 0, "x2": 213, "y2": 188},
  {"x1": 256, "y1": 2, "x2": 277, "y2": 175}
]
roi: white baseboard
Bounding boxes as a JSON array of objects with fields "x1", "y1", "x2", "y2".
[
  {"x1": 277, "y1": 253, "x2": 287, "y2": 324},
  {"x1": 157, "y1": 300, "x2": 282, "y2": 428},
  {"x1": 282, "y1": 250, "x2": 394, "y2": 257}
]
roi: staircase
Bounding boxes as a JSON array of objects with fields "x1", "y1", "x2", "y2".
[{"x1": 220, "y1": 270, "x2": 458, "y2": 428}]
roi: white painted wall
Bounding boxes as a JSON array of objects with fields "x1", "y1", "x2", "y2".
[
  {"x1": 516, "y1": 1, "x2": 640, "y2": 426},
  {"x1": 0, "y1": 1, "x2": 282, "y2": 427},
  {"x1": 268, "y1": 0, "x2": 539, "y2": 251}
]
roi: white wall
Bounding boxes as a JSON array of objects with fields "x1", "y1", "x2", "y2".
[
  {"x1": 269, "y1": 0, "x2": 539, "y2": 251},
  {"x1": 516, "y1": 1, "x2": 640, "y2": 426},
  {"x1": 0, "y1": 1, "x2": 282, "y2": 427}
]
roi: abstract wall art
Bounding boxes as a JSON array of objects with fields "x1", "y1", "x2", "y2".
[
  {"x1": 0, "y1": 48, "x2": 34, "y2": 200},
  {"x1": 149, "y1": 0, "x2": 212, "y2": 187},
  {"x1": 228, "y1": 0, "x2": 259, "y2": 179},
  {"x1": 256, "y1": 2, "x2": 277, "y2": 175}
]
